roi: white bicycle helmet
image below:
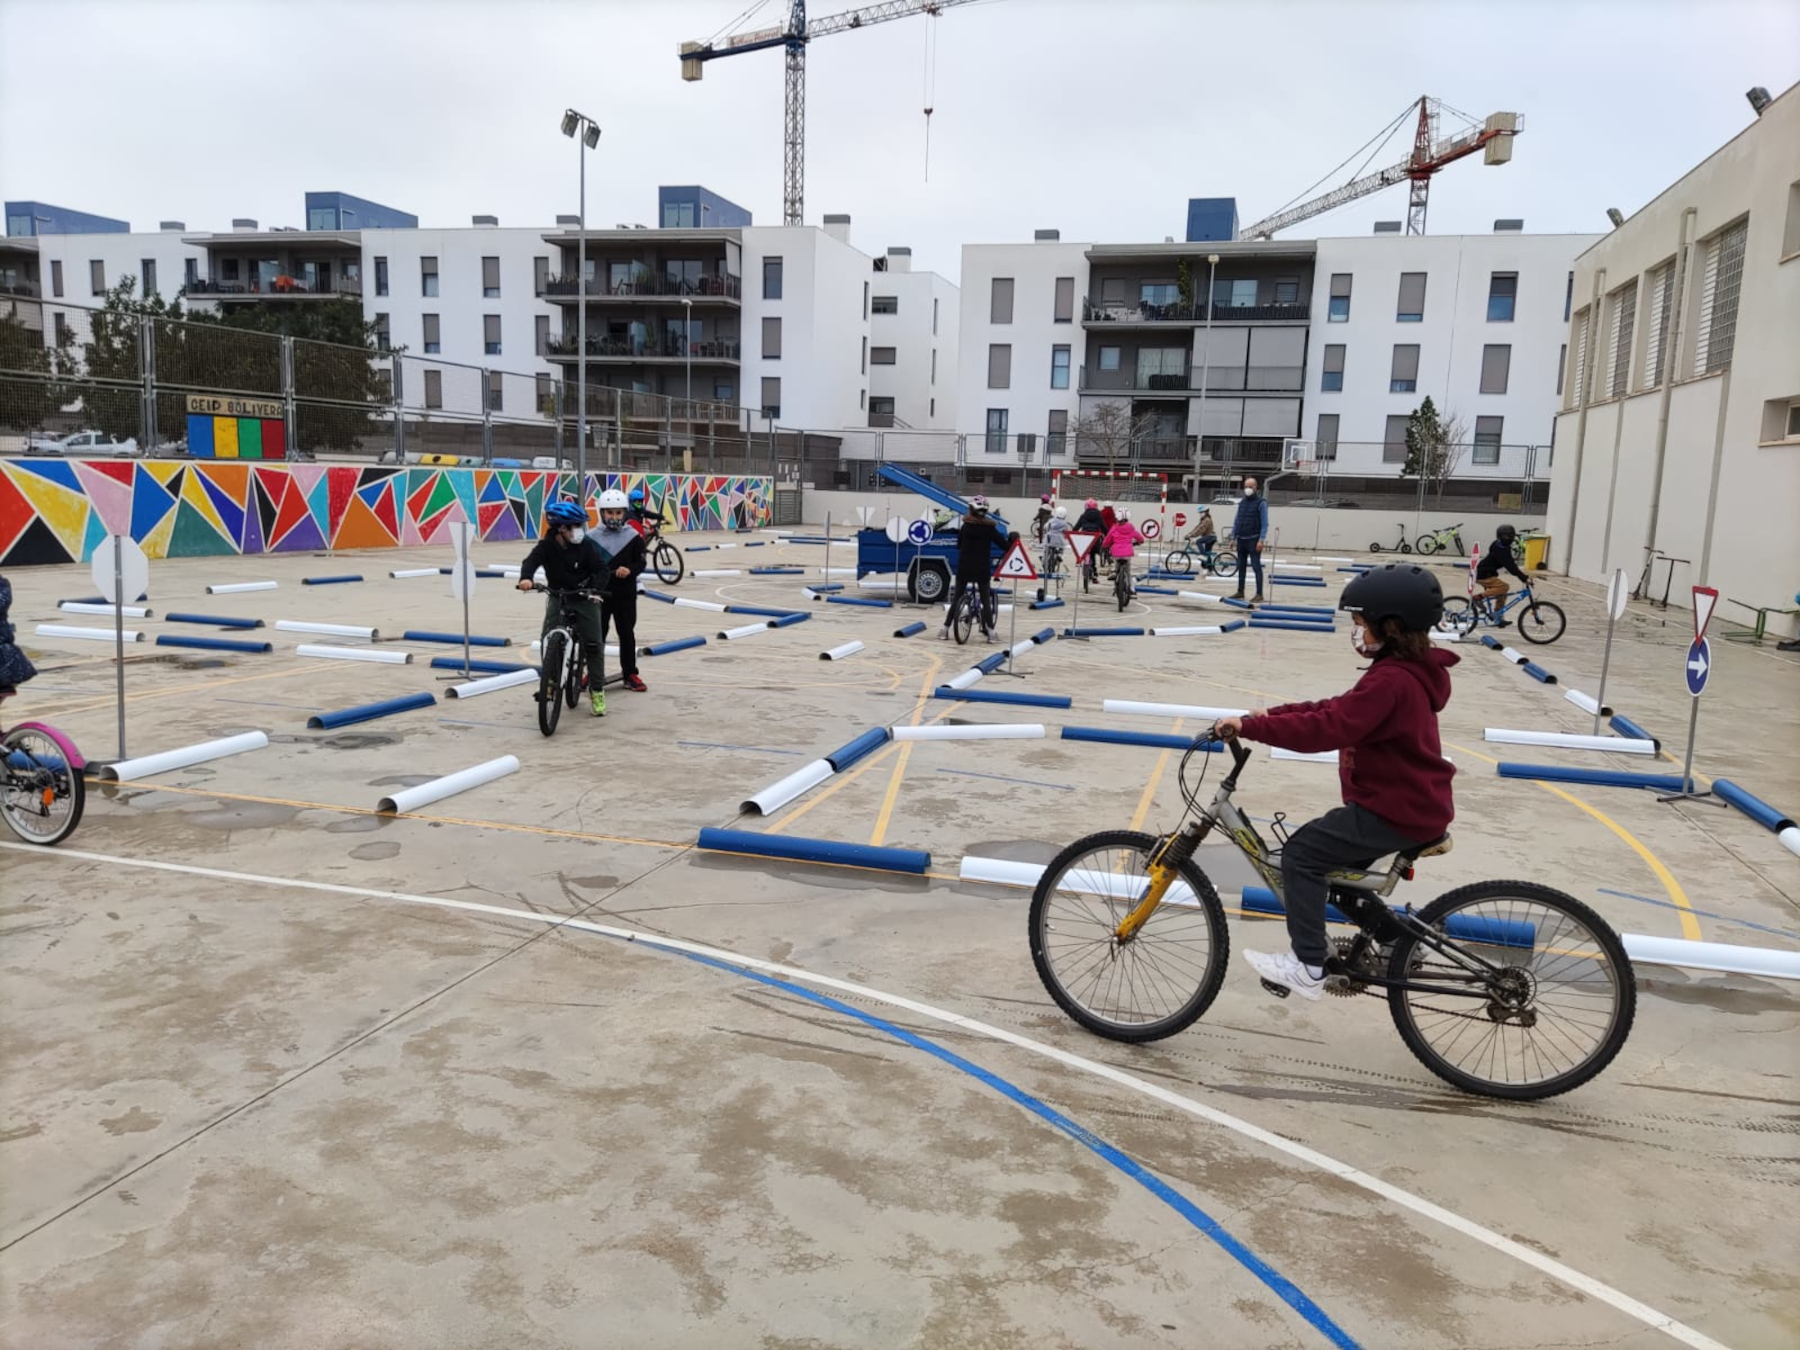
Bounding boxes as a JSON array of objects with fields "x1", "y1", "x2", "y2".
[
  {"x1": 1053, "y1": 505, "x2": 1068, "y2": 519},
  {"x1": 1117, "y1": 507, "x2": 1131, "y2": 521},
  {"x1": 597, "y1": 489, "x2": 629, "y2": 511},
  {"x1": 968, "y1": 494, "x2": 990, "y2": 513}
]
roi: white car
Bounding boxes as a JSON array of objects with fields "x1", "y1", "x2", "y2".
[{"x1": 26, "y1": 429, "x2": 141, "y2": 458}]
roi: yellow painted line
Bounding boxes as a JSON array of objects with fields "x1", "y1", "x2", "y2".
[
  {"x1": 869, "y1": 653, "x2": 945, "y2": 846},
  {"x1": 1127, "y1": 717, "x2": 1184, "y2": 833},
  {"x1": 770, "y1": 707, "x2": 954, "y2": 835},
  {"x1": 1446, "y1": 740, "x2": 1702, "y2": 941}
]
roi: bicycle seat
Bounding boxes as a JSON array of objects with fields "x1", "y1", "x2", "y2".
[{"x1": 1397, "y1": 833, "x2": 1453, "y2": 864}]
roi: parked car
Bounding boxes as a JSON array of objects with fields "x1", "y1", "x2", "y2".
[
  {"x1": 531, "y1": 456, "x2": 574, "y2": 471},
  {"x1": 25, "y1": 430, "x2": 140, "y2": 458}
]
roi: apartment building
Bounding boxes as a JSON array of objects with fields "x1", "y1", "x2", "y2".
[
  {"x1": 865, "y1": 246, "x2": 958, "y2": 433},
  {"x1": 1548, "y1": 81, "x2": 1799, "y2": 626}
]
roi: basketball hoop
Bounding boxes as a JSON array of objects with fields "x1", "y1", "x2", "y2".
[
  {"x1": 1281, "y1": 438, "x2": 1315, "y2": 473},
  {"x1": 1296, "y1": 459, "x2": 1319, "y2": 477}
]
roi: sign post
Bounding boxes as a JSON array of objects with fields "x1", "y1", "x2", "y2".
[
  {"x1": 1659, "y1": 585, "x2": 1725, "y2": 807},
  {"x1": 1066, "y1": 530, "x2": 1100, "y2": 640},
  {"x1": 822, "y1": 512, "x2": 832, "y2": 593},
  {"x1": 992, "y1": 537, "x2": 1039, "y2": 675},
  {"x1": 445, "y1": 520, "x2": 477, "y2": 680},
  {"x1": 93, "y1": 534, "x2": 148, "y2": 762},
  {"x1": 1591, "y1": 568, "x2": 1629, "y2": 735}
]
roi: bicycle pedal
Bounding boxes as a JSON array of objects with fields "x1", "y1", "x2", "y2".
[{"x1": 1259, "y1": 978, "x2": 1291, "y2": 1000}]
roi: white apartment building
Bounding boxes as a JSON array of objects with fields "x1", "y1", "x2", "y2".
[
  {"x1": 864, "y1": 246, "x2": 959, "y2": 436},
  {"x1": 1548, "y1": 82, "x2": 1799, "y2": 628},
  {"x1": 30, "y1": 225, "x2": 208, "y2": 349}
]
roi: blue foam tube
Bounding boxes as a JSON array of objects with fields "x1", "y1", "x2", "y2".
[
  {"x1": 402, "y1": 631, "x2": 512, "y2": 647},
  {"x1": 976, "y1": 652, "x2": 1010, "y2": 673},
  {"x1": 1338, "y1": 567, "x2": 1371, "y2": 574},
  {"x1": 1030, "y1": 627, "x2": 1055, "y2": 644},
  {"x1": 933, "y1": 687, "x2": 1073, "y2": 709},
  {"x1": 742, "y1": 540, "x2": 767, "y2": 547},
  {"x1": 697, "y1": 826, "x2": 929, "y2": 875},
  {"x1": 1711, "y1": 779, "x2": 1797, "y2": 833},
  {"x1": 642, "y1": 636, "x2": 707, "y2": 656},
  {"x1": 1061, "y1": 726, "x2": 1224, "y2": 752},
  {"x1": 1522, "y1": 662, "x2": 1557, "y2": 684},
  {"x1": 1220, "y1": 619, "x2": 1249, "y2": 632},
  {"x1": 1249, "y1": 619, "x2": 1337, "y2": 633},
  {"x1": 1221, "y1": 596, "x2": 1253, "y2": 609},
  {"x1": 474, "y1": 569, "x2": 509, "y2": 579},
  {"x1": 1496, "y1": 762, "x2": 1689, "y2": 791},
  {"x1": 826, "y1": 595, "x2": 893, "y2": 608},
  {"x1": 429, "y1": 656, "x2": 535, "y2": 674},
  {"x1": 1480, "y1": 634, "x2": 1503, "y2": 649},
  {"x1": 307, "y1": 691, "x2": 437, "y2": 730},
  {"x1": 640, "y1": 589, "x2": 678, "y2": 604},
  {"x1": 1253, "y1": 603, "x2": 1334, "y2": 615},
  {"x1": 63, "y1": 594, "x2": 147, "y2": 604},
  {"x1": 302, "y1": 574, "x2": 363, "y2": 585},
  {"x1": 7, "y1": 750, "x2": 69, "y2": 771},
  {"x1": 894, "y1": 621, "x2": 927, "y2": 638},
  {"x1": 727, "y1": 604, "x2": 805, "y2": 618},
  {"x1": 1240, "y1": 887, "x2": 1534, "y2": 948},
  {"x1": 825, "y1": 727, "x2": 891, "y2": 772},
  {"x1": 1267, "y1": 577, "x2": 1327, "y2": 587},
  {"x1": 154, "y1": 635, "x2": 272, "y2": 654},
  {"x1": 749, "y1": 567, "x2": 806, "y2": 575},
  {"x1": 809, "y1": 583, "x2": 845, "y2": 593},
  {"x1": 770, "y1": 612, "x2": 810, "y2": 628},
  {"x1": 1608, "y1": 714, "x2": 1659, "y2": 751},
  {"x1": 165, "y1": 612, "x2": 264, "y2": 628},
  {"x1": 1029, "y1": 598, "x2": 1065, "y2": 610},
  {"x1": 1062, "y1": 626, "x2": 1147, "y2": 637},
  {"x1": 1251, "y1": 610, "x2": 1336, "y2": 623}
]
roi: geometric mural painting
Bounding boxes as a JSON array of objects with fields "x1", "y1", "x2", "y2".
[{"x1": 0, "y1": 460, "x2": 774, "y2": 566}]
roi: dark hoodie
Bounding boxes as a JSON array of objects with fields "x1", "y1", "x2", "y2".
[{"x1": 1240, "y1": 647, "x2": 1458, "y2": 839}]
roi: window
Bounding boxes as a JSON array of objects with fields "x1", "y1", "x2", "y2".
[
  {"x1": 1480, "y1": 343, "x2": 1512, "y2": 395},
  {"x1": 54, "y1": 311, "x2": 70, "y2": 346},
  {"x1": 1473, "y1": 415, "x2": 1503, "y2": 464},
  {"x1": 183, "y1": 258, "x2": 198, "y2": 290},
  {"x1": 990, "y1": 276, "x2": 1014, "y2": 324},
  {"x1": 484, "y1": 314, "x2": 501, "y2": 356},
  {"x1": 1136, "y1": 347, "x2": 1187, "y2": 387},
  {"x1": 374, "y1": 313, "x2": 390, "y2": 351},
  {"x1": 1101, "y1": 277, "x2": 1124, "y2": 305},
  {"x1": 929, "y1": 398, "x2": 936, "y2": 417},
  {"x1": 1784, "y1": 181, "x2": 1800, "y2": 259},
  {"x1": 535, "y1": 314, "x2": 550, "y2": 356},
  {"x1": 1321, "y1": 344, "x2": 1345, "y2": 391},
  {"x1": 1487, "y1": 273, "x2": 1517, "y2": 322},
  {"x1": 869, "y1": 396, "x2": 895, "y2": 416},
  {"x1": 1557, "y1": 344, "x2": 1566, "y2": 397},
  {"x1": 1050, "y1": 345, "x2": 1070, "y2": 389},
  {"x1": 1692, "y1": 220, "x2": 1747, "y2": 375},
  {"x1": 1389, "y1": 344, "x2": 1419, "y2": 393},
  {"x1": 1642, "y1": 261, "x2": 1674, "y2": 389},
  {"x1": 871, "y1": 294, "x2": 898, "y2": 315},
  {"x1": 862, "y1": 281, "x2": 868, "y2": 319},
  {"x1": 89, "y1": 260, "x2": 105, "y2": 295},
  {"x1": 534, "y1": 255, "x2": 549, "y2": 295},
  {"x1": 421, "y1": 256, "x2": 438, "y2": 297},
  {"x1": 662, "y1": 200, "x2": 695, "y2": 228},
  {"x1": 1787, "y1": 401, "x2": 1800, "y2": 438},
  {"x1": 870, "y1": 346, "x2": 897, "y2": 364},
  {"x1": 762, "y1": 256, "x2": 782, "y2": 300},
  {"x1": 760, "y1": 377, "x2": 781, "y2": 419},
  {"x1": 1098, "y1": 345, "x2": 1121, "y2": 372},
  {"x1": 1054, "y1": 276, "x2": 1074, "y2": 322},
  {"x1": 1383, "y1": 414, "x2": 1410, "y2": 463},
  {"x1": 375, "y1": 256, "x2": 388, "y2": 296},
  {"x1": 755, "y1": 315, "x2": 780, "y2": 360},
  {"x1": 50, "y1": 259, "x2": 62, "y2": 297},
  {"x1": 932, "y1": 296, "x2": 939, "y2": 335},
  {"x1": 222, "y1": 258, "x2": 239, "y2": 282},
  {"x1": 985, "y1": 407, "x2": 1009, "y2": 453},
  {"x1": 536, "y1": 373, "x2": 553, "y2": 414},
  {"x1": 422, "y1": 313, "x2": 440, "y2": 354},
  {"x1": 860, "y1": 336, "x2": 867, "y2": 373},
  {"x1": 987, "y1": 343, "x2": 1011, "y2": 389},
  {"x1": 423, "y1": 369, "x2": 443, "y2": 409},
  {"x1": 487, "y1": 371, "x2": 504, "y2": 412},
  {"x1": 1047, "y1": 409, "x2": 1069, "y2": 455},
  {"x1": 1141, "y1": 282, "x2": 1178, "y2": 307},
  {"x1": 1570, "y1": 307, "x2": 1590, "y2": 405},
  {"x1": 1214, "y1": 278, "x2": 1257, "y2": 309},
  {"x1": 930, "y1": 349, "x2": 937, "y2": 384},
  {"x1": 1316, "y1": 413, "x2": 1339, "y2": 458},
  {"x1": 1564, "y1": 271, "x2": 1573, "y2": 322},
  {"x1": 1274, "y1": 278, "x2": 1299, "y2": 305},
  {"x1": 1396, "y1": 272, "x2": 1426, "y2": 321},
  {"x1": 1328, "y1": 273, "x2": 1351, "y2": 321},
  {"x1": 1606, "y1": 282, "x2": 1634, "y2": 397},
  {"x1": 477, "y1": 255, "x2": 499, "y2": 298},
  {"x1": 714, "y1": 380, "x2": 735, "y2": 402}
]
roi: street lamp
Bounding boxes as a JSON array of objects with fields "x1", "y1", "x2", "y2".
[
  {"x1": 681, "y1": 296, "x2": 693, "y2": 411},
  {"x1": 1193, "y1": 253, "x2": 1219, "y2": 502},
  {"x1": 561, "y1": 108, "x2": 602, "y2": 487}
]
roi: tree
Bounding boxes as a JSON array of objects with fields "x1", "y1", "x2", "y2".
[
  {"x1": 0, "y1": 309, "x2": 79, "y2": 434},
  {"x1": 1401, "y1": 396, "x2": 1469, "y2": 503},
  {"x1": 1072, "y1": 401, "x2": 1160, "y2": 476}
]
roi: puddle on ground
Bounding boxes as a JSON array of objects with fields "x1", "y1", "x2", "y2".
[
  {"x1": 325, "y1": 816, "x2": 387, "y2": 835},
  {"x1": 314, "y1": 733, "x2": 399, "y2": 752},
  {"x1": 1638, "y1": 973, "x2": 1794, "y2": 1016},
  {"x1": 350, "y1": 841, "x2": 402, "y2": 861},
  {"x1": 964, "y1": 839, "x2": 1062, "y2": 864},
  {"x1": 566, "y1": 875, "x2": 621, "y2": 890},
  {"x1": 185, "y1": 802, "x2": 299, "y2": 831}
]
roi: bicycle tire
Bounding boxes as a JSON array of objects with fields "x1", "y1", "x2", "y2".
[
  {"x1": 1518, "y1": 600, "x2": 1566, "y2": 645},
  {"x1": 1385, "y1": 881, "x2": 1635, "y2": 1100},
  {"x1": 652, "y1": 541, "x2": 684, "y2": 586},
  {"x1": 1164, "y1": 549, "x2": 1193, "y2": 576},
  {"x1": 1, "y1": 727, "x2": 86, "y2": 846},
  {"x1": 1416, "y1": 534, "x2": 1439, "y2": 556},
  {"x1": 1114, "y1": 566, "x2": 1131, "y2": 612},
  {"x1": 564, "y1": 645, "x2": 584, "y2": 709},
  {"x1": 1028, "y1": 829, "x2": 1230, "y2": 1043},
  {"x1": 952, "y1": 592, "x2": 975, "y2": 644},
  {"x1": 1210, "y1": 550, "x2": 1239, "y2": 579},
  {"x1": 1438, "y1": 598, "x2": 1476, "y2": 636},
  {"x1": 537, "y1": 631, "x2": 566, "y2": 737}
]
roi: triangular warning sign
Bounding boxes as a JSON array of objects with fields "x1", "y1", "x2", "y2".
[
  {"x1": 993, "y1": 537, "x2": 1039, "y2": 580},
  {"x1": 1691, "y1": 586, "x2": 1719, "y2": 642},
  {"x1": 1066, "y1": 531, "x2": 1100, "y2": 564}
]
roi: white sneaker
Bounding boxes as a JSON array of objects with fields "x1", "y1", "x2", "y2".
[
  {"x1": 1244, "y1": 949, "x2": 1325, "y2": 1002},
  {"x1": 937, "y1": 627, "x2": 950, "y2": 640},
  {"x1": 983, "y1": 629, "x2": 996, "y2": 643}
]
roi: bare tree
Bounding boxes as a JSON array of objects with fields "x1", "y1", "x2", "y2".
[
  {"x1": 1072, "y1": 401, "x2": 1159, "y2": 477},
  {"x1": 1402, "y1": 396, "x2": 1469, "y2": 504}
]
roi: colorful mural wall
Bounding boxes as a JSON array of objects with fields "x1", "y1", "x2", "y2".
[{"x1": 0, "y1": 460, "x2": 772, "y2": 566}]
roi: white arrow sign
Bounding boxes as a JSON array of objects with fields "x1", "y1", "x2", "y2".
[{"x1": 1688, "y1": 648, "x2": 1708, "y2": 680}]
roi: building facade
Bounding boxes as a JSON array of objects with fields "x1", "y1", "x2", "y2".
[
  {"x1": 1547, "y1": 82, "x2": 1799, "y2": 627},
  {"x1": 865, "y1": 247, "x2": 958, "y2": 435}
]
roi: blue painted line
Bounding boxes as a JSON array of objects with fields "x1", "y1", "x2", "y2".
[
  {"x1": 1596, "y1": 887, "x2": 1799, "y2": 940},
  {"x1": 651, "y1": 942, "x2": 1363, "y2": 1350},
  {"x1": 936, "y1": 767, "x2": 1074, "y2": 792},
  {"x1": 678, "y1": 740, "x2": 804, "y2": 757}
]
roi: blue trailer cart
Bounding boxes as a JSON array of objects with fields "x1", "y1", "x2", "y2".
[{"x1": 853, "y1": 464, "x2": 1013, "y2": 602}]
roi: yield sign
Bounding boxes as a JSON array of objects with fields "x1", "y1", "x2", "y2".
[
  {"x1": 1066, "y1": 531, "x2": 1101, "y2": 565},
  {"x1": 993, "y1": 537, "x2": 1040, "y2": 580},
  {"x1": 1685, "y1": 636, "x2": 1711, "y2": 698},
  {"x1": 1691, "y1": 585, "x2": 1719, "y2": 643}
]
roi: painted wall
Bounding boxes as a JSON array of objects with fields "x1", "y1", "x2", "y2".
[{"x1": 0, "y1": 459, "x2": 771, "y2": 566}]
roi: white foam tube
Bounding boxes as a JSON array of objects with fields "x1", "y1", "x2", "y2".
[
  {"x1": 712, "y1": 542, "x2": 738, "y2": 550},
  {"x1": 390, "y1": 568, "x2": 439, "y2": 578},
  {"x1": 378, "y1": 755, "x2": 521, "y2": 815},
  {"x1": 1483, "y1": 728, "x2": 1657, "y2": 755},
  {"x1": 445, "y1": 669, "x2": 540, "y2": 699},
  {"x1": 526, "y1": 638, "x2": 619, "y2": 657},
  {"x1": 1009, "y1": 638, "x2": 1037, "y2": 658},
  {"x1": 294, "y1": 644, "x2": 412, "y2": 664},
  {"x1": 207, "y1": 581, "x2": 278, "y2": 594},
  {"x1": 1428, "y1": 630, "x2": 1463, "y2": 642},
  {"x1": 740, "y1": 758, "x2": 834, "y2": 814},
  {"x1": 60, "y1": 602, "x2": 153, "y2": 618},
  {"x1": 673, "y1": 597, "x2": 728, "y2": 612},
  {"x1": 818, "y1": 567, "x2": 856, "y2": 576},
  {"x1": 943, "y1": 668, "x2": 984, "y2": 691},
  {"x1": 276, "y1": 620, "x2": 379, "y2": 640},
  {"x1": 36, "y1": 624, "x2": 144, "y2": 642},
  {"x1": 1564, "y1": 689, "x2": 1609, "y2": 716},
  {"x1": 1623, "y1": 933, "x2": 1800, "y2": 981},
  {"x1": 1272, "y1": 747, "x2": 1339, "y2": 763},
  {"x1": 1500, "y1": 646, "x2": 1529, "y2": 665},
  {"x1": 956, "y1": 856, "x2": 1200, "y2": 908},
  {"x1": 1177, "y1": 590, "x2": 1230, "y2": 606},
  {"x1": 958, "y1": 856, "x2": 1046, "y2": 889},
  {"x1": 821, "y1": 640, "x2": 865, "y2": 661},
  {"x1": 892, "y1": 723, "x2": 1045, "y2": 741},
  {"x1": 858, "y1": 575, "x2": 905, "y2": 590},
  {"x1": 1151, "y1": 626, "x2": 1225, "y2": 637},
  {"x1": 1104, "y1": 698, "x2": 1248, "y2": 720},
  {"x1": 720, "y1": 622, "x2": 774, "y2": 640},
  {"x1": 1267, "y1": 564, "x2": 1323, "y2": 573},
  {"x1": 1310, "y1": 556, "x2": 1357, "y2": 563},
  {"x1": 99, "y1": 730, "x2": 269, "y2": 782},
  {"x1": 1780, "y1": 826, "x2": 1800, "y2": 859},
  {"x1": 693, "y1": 569, "x2": 742, "y2": 577}
]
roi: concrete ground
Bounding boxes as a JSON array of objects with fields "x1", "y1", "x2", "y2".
[{"x1": 2, "y1": 531, "x2": 1796, "y2": 1349}]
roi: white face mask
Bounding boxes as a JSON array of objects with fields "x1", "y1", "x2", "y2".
[
  {"x1": 1243, "y1": 485, "x2": 1256, "y2": 497},
  {"x1": 1351, "y1": 625, "x2": 1381, "y2": 656},
  {"x1": 567, "y1": 527, "x2": 586, "y2": 544}
]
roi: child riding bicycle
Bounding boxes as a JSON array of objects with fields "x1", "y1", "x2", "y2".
[
  {"x1": 1216, "y1": 564, "x2": 1457, "y2": 1001},
  {"x1": 940, "y1": 495, "x2": 1010, "y2": 643},
  {"x1": 1101, "y1": 509, "x2": 1144, "y2": 586},
  {"x1": 517, "y1": 501, "x2": 614, "y2": 716},
  {"x1": 1475, "y1": 524, "x2": 1530, "y2": 623}
]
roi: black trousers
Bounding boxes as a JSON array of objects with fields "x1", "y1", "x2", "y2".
[
  {"x1": 1279, "y1": 803, "x2": 1428, "y2": 967},
  {"x1": 601, "y1": 588, "x2": 638, "y2": 677},
  {"x1": 1235, "y1": 538, "x2": 1265, "y2": 595}
]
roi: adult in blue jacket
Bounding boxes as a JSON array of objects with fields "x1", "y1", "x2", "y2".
[{"x1": 1231, "y1": 476, "x2": 1269, "y2": 602}]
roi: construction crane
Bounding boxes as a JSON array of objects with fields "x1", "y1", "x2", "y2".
[
  {"x1": 680, "y1": 0, "x2": 977, "y2": 228},
  {"x1": 1241, "y1": 97, "x2": 1522, "y2": 240}
]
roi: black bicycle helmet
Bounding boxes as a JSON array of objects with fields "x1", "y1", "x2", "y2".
[
  {"x1": 1496, "y1": 523, "x2": 1517, "y2": 542},
  {"x1": 1340, "y1": 563, "x2": 1443, "y2": 631}
]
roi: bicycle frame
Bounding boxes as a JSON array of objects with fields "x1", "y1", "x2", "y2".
[{"x1": 1472, "y1": 584, "x2": 1537, "y2": 625}]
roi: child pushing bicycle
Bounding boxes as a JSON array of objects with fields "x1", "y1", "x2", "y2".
[{"x1": 1216, "y1": 564, "x2": 1457, "y2": 1000}]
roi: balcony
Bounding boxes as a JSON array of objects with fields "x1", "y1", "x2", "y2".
[
  {"x1": 1082, "y1": 298, "x2": 1310, "y2": 326},
  {"x1": 545, "y1": 335, "x2": 741, "y2": 363},
  {"x1": 1, "y1": 278, "x2": 41, "y2": 298},
  {"x1": 184, "y1": 276, "x2": 363, "y2": 300},
  {"x1": 540, "y1": 272, "x2": 742, "y2": 302},
  {"x1": 1079, "y1": 365, "x2": 1305, "y2": 394}
]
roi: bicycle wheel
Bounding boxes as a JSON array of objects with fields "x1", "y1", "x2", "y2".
[
  {"x1": 1029, "y1": 830, "x2": 1230, "y2": 1042},
  {"x1": 1385, "y1": 881, "x2": 1635, "y2": 1100},
  {"x1": 537, "y1": 631, "x2": 566, "y2": 737},
  {"x1": 1164, "y1": 549, "x2": 1193, "y2": 576},
  {"x1": 1210, "y1": 550, "x2": 1239, "y2": 579},
  {"x1": 652, "y1": 541, "x2": 684, "y2": 586},
  {"x1": 952, "y1": 593, "x2": 975, "y2": 644},
  {"x1": 1517, "y1": 600, "x2": 1566, "y2": 645},
  {"x1": 1115, "y1": 565, "x2": 1131, "y2": 612},
  {"x1": 564, "y1": 645, "x2": 584, "y2": 709},
  {"x1": 1416, "y1": 534, "x2": 1439, "y2": 556},
  {"x1": 1, "y1": 728, "x2": 86, "y2": 846},
  {"x1": 1438, "y1": 598, "x2": 1477, "y2": 636}
]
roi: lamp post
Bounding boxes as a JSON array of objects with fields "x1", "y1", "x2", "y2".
[
  {"x1": 681, "y1": 296, "x2": 693, "y2": 410},
  {"x1": 561, "y1": 109, "x2": 602, "y2": 490},
  {"x1": 1193, "y1": 253, "x2": 1219, "y2": 502}
]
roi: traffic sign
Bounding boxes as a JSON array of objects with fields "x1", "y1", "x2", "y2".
[
  {"x1": 448, "y1": 519, "x2": 476, "y2": 563},
  {"x1": 1691, "y1": 586, "x2": 1719, "y2": 642},
  {"x1": 906, "y1": 518, "x2": 934, "y2": 546},
  {"x1": 1684, "y1": 637, "x2": 1710, "y2": 697},
  {"x1": 448, "y1": 559, "x2": 478, "y2": 601},
  {"x1": 1141, "y1": 518, "x2": 1161, "y2": 540},
  {"x1": 92, "y1": 535, "x2": 149, "y2": 605},
  {"x1": 1173, "y1": 512, "x2": 1187, "y2": 529},
  {"x1": 884, "y1": 517, "x2": 908, "y2": 543},
  {"x1": 1066, "y1": 531, "x2": 1100, "y2": 565},
  {"x1": 1606, "y1": 568, "x2": 1629, "y2": 621},
  {"x1": 993, "y1": 538, "x2": 1040, "y2": 581},
  {"x1": 1467, "y1": 546, "x2": 1480, "y2": 597}
]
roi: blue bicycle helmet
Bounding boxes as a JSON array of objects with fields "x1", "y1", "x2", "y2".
[{"x1": 545, "y1": 501, "x2": 587, "y2": 529}]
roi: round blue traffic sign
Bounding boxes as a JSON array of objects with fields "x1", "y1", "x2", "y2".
[
  {"x1": 906, "y1": 518, "x2": 934, "y2": 546},
  {"x1": 1684, "y1": 637, "x2": 1710, "y2": 697}
]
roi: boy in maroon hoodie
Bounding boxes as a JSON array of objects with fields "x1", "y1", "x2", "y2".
[{"x1": 1217, "y1": 564, "x2": 1457, "y2": 1001}]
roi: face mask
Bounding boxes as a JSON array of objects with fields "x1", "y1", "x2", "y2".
[
  {"x1": 1351, "y1": 626, "x2": 1381, "y2": 656},
  {"x1": 567, "y1": 527, "x2": 585, "y2": 544},
  {"x1": 1243, "y1": 485, "x2": 1256, "y2": 497},
  {"x1": 601, "y1": 514, "x2": 625, "y2": 530}
]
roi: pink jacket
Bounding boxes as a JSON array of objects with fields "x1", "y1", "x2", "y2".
[{"x1": 1103, "y1": 521, "x2": 1144, "y2": 558}]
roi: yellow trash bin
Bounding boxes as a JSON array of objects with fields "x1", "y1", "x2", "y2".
[{"x1": 1522, "y1": 535, "x2": 1550, "y2": 571}]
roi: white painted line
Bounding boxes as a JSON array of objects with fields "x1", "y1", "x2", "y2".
[{"x1": 0, "y1": 840, "x2": 1731, "y2": 1350}]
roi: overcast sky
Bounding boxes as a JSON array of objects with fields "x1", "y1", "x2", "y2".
[{"x1": 3, "y1": 0, "x2": 1795, "y2": 281}]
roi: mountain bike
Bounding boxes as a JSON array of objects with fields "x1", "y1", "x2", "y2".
[
  {"x1": 949, "y1": 580, "x2": 998, "y2": 644},
  {"x1": 1368, "y1": 523, "x2": 1413, "y2": 554},
  {"x1": 1439, "y1": 582, "x2": 1566, "y2": 644},
  {"x1": 1414, "y1": 522, "x2": 1466, "y2": 557},
  {"x1": 1026, "y1": 732, "x2": 1635, "y2": 1099},
  {"x1": 639, "y1": 521, "x2": 685, "y2": 586},
  {"x1": 1162, "y1": 540, "x2": 1238, "y2": 579},
  {"x1": 1113, "y1": 555, "x2": 1135, "y2": 612},
  {"x1": 525, "y1": 585, "x2": 595, "y2": 736},
  {"x1": 1, "y1": 696, "x2": 86, "y2": 846}
]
